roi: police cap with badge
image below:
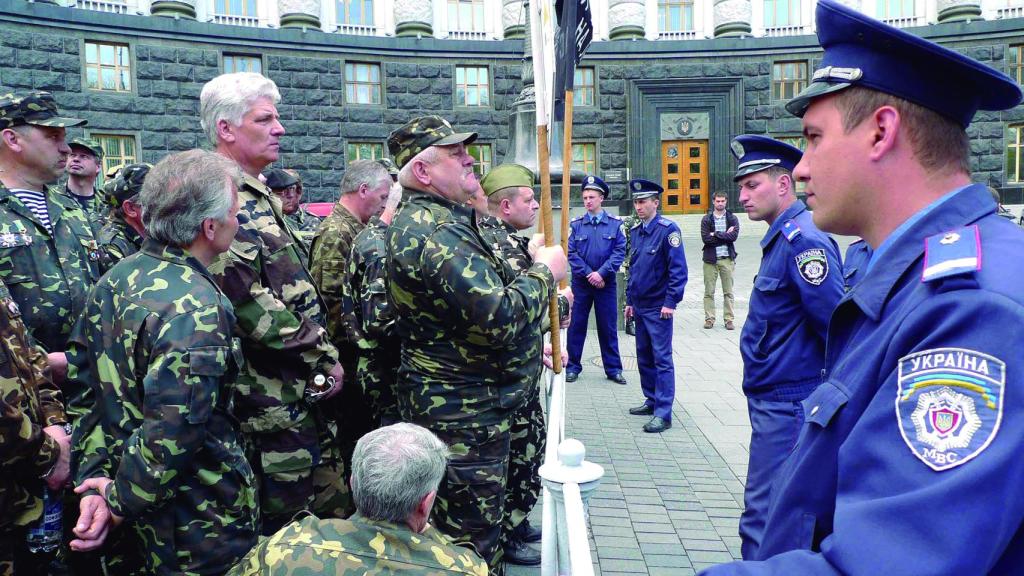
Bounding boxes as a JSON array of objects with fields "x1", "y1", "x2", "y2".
[
  {"x1": 629, "y1": 178, "x2": 663, "y2": 200},
  {"x1": 582, "y1": 175, "x2": 610, "y2": 197},
  {"x1": 730, "y1": 135, "x2": 802, "y2": 181}
]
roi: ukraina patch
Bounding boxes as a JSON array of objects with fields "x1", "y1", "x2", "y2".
[
  {"x1": 794, "y1": 248, "x2": 828, "y2": 285},
  {"x1": 896, "y1": 348, "x2": 1005, "y2": 471},
  {"x1": 668, "y1": 232, "x2": 681, "y2": 247}
]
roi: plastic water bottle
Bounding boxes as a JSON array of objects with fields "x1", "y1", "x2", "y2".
[{"x1": 26, "y1": 487, "x2": 62, "y2": 553}]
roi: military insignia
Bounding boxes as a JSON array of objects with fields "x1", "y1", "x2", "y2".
[
  {"x1": 940, "y1": 232, "x2": 960, "y2": 245},
  {"x1": 794, "y1": 248, "x2": 828, "y2": 285},
  {"x1": 0, "y1": 232, "x2": 32, "y2": 248},
  {"x1": 730, "y1": 140, "x2": 745, "y2": 159},
  {"x1": 897, "y1": 348, "x2": 1004, "y2": 471},
  {"x1": 668, "y1": 232, "x2": 681, "y2": 248},
  {"x1": 587, "y1": 176, "x2": 594, "y2": 185},
  {"x1": 782, "y1": 220, "x2": 801, "y2": 242},
  {"x1": 632, "y1": 181, "x2": 641, "y2": 191},
  {"x1": 5, "y1": 300, "x2": 19, "y2": 316},
  {"x1": 922, "y1": 225, "x2": 980, "y2": 282}
]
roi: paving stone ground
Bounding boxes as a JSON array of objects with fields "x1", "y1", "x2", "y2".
[{"x1": 507, "y1": 212, "x2": 858, "y2": 575}]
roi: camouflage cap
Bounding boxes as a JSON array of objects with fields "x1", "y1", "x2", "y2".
[
  {"x1": 263, "y1": 168, "x2": 299, "y2": 190},
  {"x1": 105, "y1": 163, "x2": 125, "y2": 179},
  {"x1": 480, "y1": 163, "x2": 534, "y2": 197},
  {"x1": 69, "y1": 137, "x2": 104, "y2": 159},
  {"x1": 0, "y1": 91, "x2": 86, "y2": 130},
  {"x1": 107, "y1": 163, "x2": 151, "y2": 207},
  {"x1": 387, "y1": 115, "x2": 477, "y2": 169},
  {"x1": 375, "y1": 157, "x2": 399, "y2": 178}
]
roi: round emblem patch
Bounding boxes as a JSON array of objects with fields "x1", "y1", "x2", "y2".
[
  {"x1": 668, "y1": 232, "x2": 681, "y2": 248},
  {"x1": 794, "y1": 248, "x2": 828, "y2": 285}
]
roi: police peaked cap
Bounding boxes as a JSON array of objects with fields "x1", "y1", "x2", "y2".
[
  {"x1": 582, "y1": 175, "x2": 610, "y2": 197},
  {"x1": 730, "y1": 135, "x2": 803, "y2": 181},
  {"x1": 629, "y1": 178, "x2": 663, "y2": 200}
]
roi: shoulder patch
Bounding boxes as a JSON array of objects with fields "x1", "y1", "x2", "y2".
[
  {"x1": 922, "y1": 225, "x2": 980, "y2": 283},
  {"x1": 782, "y1": 219, "x2": 802, "y2": 242},
  {"x1": 667, "y1": 232, "x2": 681, "y2": 248},
  {"x1": 896, "y1": 347, "x2": 1004, "y2": 471},
  {"x1": 794, "y1": 248, "x2": 828, "y2": 285}
]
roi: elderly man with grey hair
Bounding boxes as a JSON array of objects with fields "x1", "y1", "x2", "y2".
[
  {"x1": 227, "y1": 423, "x2": 489, "y2": 575},
  {"x1": 199, "y1": 72, "x2": 348, "y2": 534},
  {"x1": 66, "y1": 149, "x2": 258, "y2": 574}
]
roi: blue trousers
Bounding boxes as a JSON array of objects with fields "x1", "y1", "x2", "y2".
[
  {"x1": 633, "y1": 306, "x2": 675, "y2": 421},
  {"x1": 739, "y1": 396, "x2": 804, "y2": 560},
  {"x1": 566, "y1": 280, "x2": 623, "y2": 376}
]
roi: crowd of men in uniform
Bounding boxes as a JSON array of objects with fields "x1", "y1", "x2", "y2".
[{"x1": 5, "y1": 0, "x2": 1024, "y2": 573}]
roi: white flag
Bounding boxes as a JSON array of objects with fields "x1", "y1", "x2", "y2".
[{"x1": 530, "y1": 0, "x2": 556, "y2": 128}]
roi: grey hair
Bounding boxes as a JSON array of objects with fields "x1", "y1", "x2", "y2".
[
  {"x1": 199, "y1": 72, "x2": 281, "y2": 146},
  {"x1": 140, "y1": 149, "x2": 241, "y2": 247},
  {"x1": 397, "y1": 146, "x2": 443, "y2": 189},
  {"x1": 351, "y1": 423, "x2": 450, "y2": 523},
  {"x1": 341, "y1": 159, "x2": 391, "y2": 196}
]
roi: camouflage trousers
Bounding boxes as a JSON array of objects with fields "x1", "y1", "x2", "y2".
[
  {"x1": 431, "y1": 421, "x2": 512, "y2": 576},
  {"x1": 502, "y1": 387, "x2": 546, "y2": 543},
  {"x1": 356, "y1": 345, "x2": 400, "y2": 426}
]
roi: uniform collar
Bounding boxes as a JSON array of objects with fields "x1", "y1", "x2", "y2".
[
  {"x1": 761, "y1": 199, "x2": 807, "y2": 249},
  {"x1": 865, "y1": 184, "x2": 966, "y2": 273},
  {"x1": 847, "y1": 183, "x2": 994, "y2": 321},
  {"x1": 140, "y1": 238, "x2": 216, "y2": 282},
  {"x1": 404, "y1": 188, "x2": 476, "y2": 225},
  {"x1": 587, "y1": 211, "x2": 605, "y2": 224}
]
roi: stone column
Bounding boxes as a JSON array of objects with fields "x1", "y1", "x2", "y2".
[
  {"x1": 395, "y1": 0, "x2": 433, "y2": 37},
  {"x1": 713, "y1": 0, "x2": 750, "y2": 37},
  {"x1": 150, "y1": 0, "x2": 197, "y2": 19},
  {"x1": 502, "y1": 0, "x2": 527, "y2": 39},
  {"x1": 279, "y1": 0, "x2": 321, "y2": 28},
  {"x1": 608, "y1": 0, "x2": 645, "y2": 40},
  {"x1": 937, "y1": 0, "x2": 981, "y2": 22}
]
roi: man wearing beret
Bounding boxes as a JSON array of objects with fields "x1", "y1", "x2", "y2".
[
  {"x1": 702, "y1": 1, "x2": 1024, "y2": 573},
  {"x1": 64, "y1": 137, "x2": 107, "y2": 230},
  {"x1": 97, "y1": 163, "x2": 148, "y2": 268},
  {"x1": 386, "y1": 116, "x2": 568, "y2": 573},
  {"x1": 565, "y1": 175, "x2": 627, "y2": 385},
  {"x1": 623, "y1": 179, "x2": 688, "y2": 434}
]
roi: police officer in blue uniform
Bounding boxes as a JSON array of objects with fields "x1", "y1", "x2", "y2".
[
  {"x1": 702, "y1": 0, "x2": 1024, "y2": 573},
  {"x1": 731, "y1": 134, "x2": 844, "y2": 560},
  {"x1": 566, "y1": 175, "x2": 627, "y2": 384},
  {"x1": 841, "y1": 239, "x2": 871, "y2": 291},
  {"x1": 623, "y1": 179, "x2": 687, "y2": 433}
]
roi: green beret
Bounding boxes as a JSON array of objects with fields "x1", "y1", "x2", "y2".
[{"x1": 480, "y1": 163, "x2": 534, "y2": 197}]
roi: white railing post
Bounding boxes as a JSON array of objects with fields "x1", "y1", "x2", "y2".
[{"x1": 539, "y1": 438, "x2": 604, "y2": 576}]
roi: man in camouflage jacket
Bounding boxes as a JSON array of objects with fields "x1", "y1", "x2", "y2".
[
  {"x1": 66, "y1": 150, "x2": 258, "y2": 574},
  {"x1": 96, "y1": 163, "x2": 148, "y2": 268},
  {"x1": 385, "y1": 115, "x2": 568, "y2": 573},
  {"x1": 200, "y1": 73, "x2": 347, "y2": 534},
  {"x1": 63, "y1": 137, "x2": 108, "y2": 232}
]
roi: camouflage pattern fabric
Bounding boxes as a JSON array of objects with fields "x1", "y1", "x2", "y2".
[
  {"x1": 67, "y1": 137, "x2": 103, "y2": 159},
  {"x1": 283, "y1": 208, "x2": 321, "y2": 266},
  {"x1": 96, "y1": 218, "x2": 143, "y2": 268},
  {"x1": 387, "y1": 115, "x2": 477, "y2": 169},
  {"x1": 65, "y1": 239, "x2": 258, "y2": 574},
  {"x1": 62, "y1": 185, "x2": 108, "y2": 235},
  {"x1": 0, "y1": 91, "x2": 85, "y2": 130},
  {"x1": 227, "y1": 513, "x2": 489, "y2": 576},
  {"x1": 342, "y1": 219, "x2": 400, "y2": 426},
  {"x1": 0, "y1": 185, "x2": 102, "y2": 353},
  {"x1": 207, "y1": 173, "x2": 348, "y2": 532},
  {"x1": 0, "y1": 278, "x2": 66, "y2": 535}
]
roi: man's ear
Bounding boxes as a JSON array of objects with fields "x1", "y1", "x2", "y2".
[
  {"x1": 216, "y1": 119, "x2": 236, "y2": 144},
  {"x1": 869, "y1": 106, "x2": 901, "y2": 162},
  {"x1": 201, "y1": 217, "x2": 217, "y2": 241},
  {"x1": 776, "y1": 173, "x2": 793, "y2": 196},
  {"x1": 411, "y1": 159, "x2": 431, "y2": 187},
  {"x1": 1, "y1": 128, "x2": 21, "y2": 151}
]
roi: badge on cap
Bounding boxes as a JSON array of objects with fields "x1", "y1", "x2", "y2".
[
  {"x1": 632, "y1": 182, "x2": 641, "y2": 191},
  {"x1": 897, "y1": 347, "x2": 1004, "y2": 471},
  {"x1": 587, "y1": 176, "x2": 594, "y2": 185},
  {"x1": 795, "y1": 248, "x2": 828, "y2": 285},
  {"x1": 730, "y1": 140, "x2": 745, "y2": 159}
]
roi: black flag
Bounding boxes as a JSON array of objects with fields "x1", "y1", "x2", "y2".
[{"x1": 552, "y1": 0, "x2": 593, "y2": 122}]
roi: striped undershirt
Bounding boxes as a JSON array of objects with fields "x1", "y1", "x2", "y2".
[{"x1": 9, "y1": 189, "x2": 52, "y2": 234}]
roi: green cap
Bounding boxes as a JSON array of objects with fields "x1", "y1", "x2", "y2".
[
  {"x1": 376, "y1": 157, "x2": 399, "y2": 177},
  {"x1": 387, "y1": 115, "x2": 477, "y2": 169},
  {"x1": 480, "y1": 163, "x2": 534, "y2": 197},
  {"x1": 107, "y1": 163, "x2": 151, "y2": 207},
  {"x1": 69, "y1": 137, "x2": 104, "y2": 159},
  {"x1": 0, "y1": 91, "x2": 86, "y2": 130}
]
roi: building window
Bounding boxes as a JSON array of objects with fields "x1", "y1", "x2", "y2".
[
  {"x1": 572, "y1": 143, "x2": 597, "y2": 176},
  {"x1": 91, "y1": 134, "x2": 137, "y2": 177},
  {"x1": 447, "y1": 0, "x2": 485, "y2": 32},
  {"x1": 1008, "y1": 125, "x2": 1024, "y2": 184},
  {"x1": 573, "y1": 67, "x2": 595, "y2": 107},
  {"x1": 455, "y1": 66, "x2": 490, "y2": 107},
  {"x1": 347, "y1": 142, "x2": 385, "y2": 161},
  {"x1": 659, "y1": 0, "x2": 694, "y2": 32},
  {"x1": 338, "y1": 0, "x2": 374, "y2": 26},
  {"x1": 345, "y1": 62, "x2": 382, "y2": 105},
  {"x1": 84, "y1": 41, "x2": 131, "y2": 92},
  {"x1": 223, "y1": 54, "x2": 262, "y2": 74},
  {"x1": 765, "y1": 0, "x2": 800, "y2": 27},
  {"x1": 772, "y1": 61, "x2": 807, "y2": 101},
  {"x1": 876, "y1": 0, "x2": 914, "y2": 19},
  {"x1": 1011, "y1": 45, "x2": 1024, "y2": 85},
  {"x1": 213, "y1": 0, "x2": 258, "y2": 22},
  {"x1": 467, "y1": 143, "x2": 492, "y2": 176}
]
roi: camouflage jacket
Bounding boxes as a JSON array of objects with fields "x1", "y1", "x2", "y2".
[
  {"x1": 0, "y1": 278, "x2": 66, "y2": 531},
  {"x1": 283, "y1": 208, "x2": 321, "y2": 265},
  {"x1": 63, "y1": 184, "x2": 107, "y2": 235},
  {"x1": 206, "y1": 174, "x2": 338, "y2": 472},
  {"x1": 66, "y1": 240, "x2": 258, "y2": 574},
  {"x1": 0, "y1": 185, "x2": 102, "y2": 353},
  {"x1": 386, "y1": 189, "x2": 553, "y2": 429},
  {"x1": 97, "y1": 216, "x2": 143, "y2": 269},
  {"x1": 309, "y1": 201, "x2": 365, "y2": 367},
  {"x1": 227, "y1": 513, "x2": 488, "y2": 576}
]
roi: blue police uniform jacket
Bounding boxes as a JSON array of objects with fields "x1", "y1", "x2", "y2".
[
  {"x1": 740, "y1": 200, "x2": 844, "y2": 400},
  {"x1": 842, "y1": 239, "x2": 871, "y2": 291},
  {"x1": 567, "y1": 211, "x2": 626, "y2": 283},
  {"x1": 703, "y1": 184, "x2": 1024, "y2": 574},
  {"x1": 625, "y1": 215, "x2": 687, "y2": 309}
]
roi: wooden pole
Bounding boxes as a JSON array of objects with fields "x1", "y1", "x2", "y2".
[
  {"x1": 559, "y1": 91, "x2": 573, "y2": 291},
  {"x1": 537, "y1": 123, "x2": 563, "y2": 373}
]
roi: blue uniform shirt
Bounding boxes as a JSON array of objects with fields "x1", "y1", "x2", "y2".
[
  {"x1": 625, "y1": 215, "x2": 688, "y2": 309},
  {"x1": 704, "y1": 184, "x2": 1024, "y2": 574},
  {"x1": 740, "y1": 200, "x2": 844, "y2": 400},
  {"x1": 567, "y1": 211, "x2": 626, "y2": 282},
  {"x1": 842, "y1": 239, "x2": 871, "y2": 291}
]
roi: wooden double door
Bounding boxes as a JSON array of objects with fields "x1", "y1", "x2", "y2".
[{"x1": 660, "y1": 139, "x2": 708, "y2": 214}]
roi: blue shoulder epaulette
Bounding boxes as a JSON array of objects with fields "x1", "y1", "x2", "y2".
[
  {"x1": 606, "y1": 213, "x2": 621, "y2": 221},
  {"x1": 571, "y1": 214, "x2": 585, "y2": 223},
  {"x1": 657, "y1": 218, "x2": 672, "y2": 227},
  {"x1": 922, "y1": 225, "x2": 981, "y2": 282},
  {"x1": 782, "y1": 219, "x2": 802, "y2": 242}
]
